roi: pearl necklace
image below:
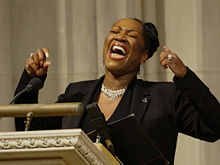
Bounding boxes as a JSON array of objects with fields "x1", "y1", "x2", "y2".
[{"x1": 101, "y1": 84, "x2": 126, "y2": 101}]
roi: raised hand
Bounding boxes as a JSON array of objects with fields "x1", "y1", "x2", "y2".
[
  {"x1": 25, "y1": 48, "x2": 51, "y2": 77},
  {"x1": 160, "y1": 46, "x2": 188, "y2": 78}
]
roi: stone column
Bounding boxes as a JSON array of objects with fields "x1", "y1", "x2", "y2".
[
  {"x1": 70, "y1": 0, "x2": 98, "y2": 81},
  {"x1": 200, "y1": 0, "x2": 220, "y2": 164},
  {"x1": 0, "y1": 0, "x2": 15, "y2": 131}
]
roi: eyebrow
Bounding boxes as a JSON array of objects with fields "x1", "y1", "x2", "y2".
[{"x1": 114, "y1": 26, "x2": 139, "y2": 33}]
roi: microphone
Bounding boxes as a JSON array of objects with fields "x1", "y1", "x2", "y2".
[
  {"x1": 10, "y1": 77, "x2": 43, "y2": 104},
  {"x1": 25, "y1": 77, "x2": 43, "y2": 92}
]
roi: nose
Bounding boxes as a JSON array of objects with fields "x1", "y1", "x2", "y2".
[{"x1": 114, "y1": 33, "x2": 127, "y2": 42}]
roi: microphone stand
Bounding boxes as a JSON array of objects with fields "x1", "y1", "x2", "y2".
[
  {"x1": 9, "y1": 77, "x2": 44, "y2": 130},
  {"x1": 9, "y1": 88, "x2": 33, "y2": 131},
  {"x1": 24, "y1": 112, "x2": 33, "y2": 131},
  {"x1": 10, "y1": 77, "x2": 43, "y2": 105},
  {"x1": 10, "y1": 88, "x2": 28, "y2": 104}
]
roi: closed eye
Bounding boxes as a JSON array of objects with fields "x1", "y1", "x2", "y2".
[
  {"x1": 128, "y1": 35, "x2": 138, "y2": 39},
  {"x1": 128, "y1": 31, "x2": 138, "y2": 39},
  {"x1": 110, "y1": 30, "x2": 119, "y2": 34}
]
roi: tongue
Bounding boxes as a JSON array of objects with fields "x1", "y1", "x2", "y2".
[{"x1": 110, "y1": 53, "x2": 126, "y2": 60}]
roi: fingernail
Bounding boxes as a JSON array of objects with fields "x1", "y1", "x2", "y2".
[
  {"x1": 46, "y1": 61, "x2": 52, "y2": 66},
  {"x1": 45, "y1": 52, "x2": 49, "y2": 58},
  {"x1": 40, "y1": 61, "x2": 43, "y2": 67}
]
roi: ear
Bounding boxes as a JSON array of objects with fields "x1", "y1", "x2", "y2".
[{"x1": 140, "y1": 51, "x2": 148, "y2": 64}]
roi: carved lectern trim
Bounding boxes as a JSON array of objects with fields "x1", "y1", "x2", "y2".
[
  {"x1": 0, "y1": 136, "x2": 104, "y2": 165},
  {"x1": 0, "y1": 137, "x2": 77, "y2": 149}
]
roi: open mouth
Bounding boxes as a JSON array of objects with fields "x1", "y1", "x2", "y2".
[
  {"x1": 110, "y1": 45, "x2": 126, "y2": 56},
  {"x1": 109, "y1": 44, "x2": 128, "y2": 60}
]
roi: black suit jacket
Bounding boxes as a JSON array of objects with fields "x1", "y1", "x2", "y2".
[{"x1": 14, "y1": 68, "x2": 220, "y2": 164}]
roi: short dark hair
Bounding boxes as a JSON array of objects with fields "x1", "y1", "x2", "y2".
[{"x1": 133, "y1": 18, "x2": 160, "y2": 59}]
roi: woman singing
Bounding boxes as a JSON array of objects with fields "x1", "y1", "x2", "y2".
[{"x1": 14, "y1": 18, "x2": 220, "y2": 164}]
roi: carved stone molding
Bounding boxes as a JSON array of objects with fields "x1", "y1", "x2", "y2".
[
  {"x1": 0, "y1": 129, "x2": 111, "y2": 165},
  {"x1": 0, "y1": 136, "x2": 78, "y2": 149}
]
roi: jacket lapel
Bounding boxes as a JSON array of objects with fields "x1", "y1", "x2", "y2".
[
  {"x1": 130, "y1": 79, "x2": 151, "y2": 123},
  {"x1": 73, "y1": 76, "x2": 105, "y2": 128},
  {"x1": 67, "y1": 77, "x2": 151, "y2": 128}
]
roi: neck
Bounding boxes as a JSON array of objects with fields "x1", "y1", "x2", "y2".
[{"x1": 103, "y1": 70, "x2": 137, "y2": 90}]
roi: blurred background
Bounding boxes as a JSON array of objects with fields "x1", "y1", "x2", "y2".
[{"x1": 0, "y1": 0, "x2": 220, "y2": 164}]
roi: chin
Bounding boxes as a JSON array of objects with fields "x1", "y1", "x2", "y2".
[
  {"x1": 106, "y1": 64, "x2": 122, "y2": 72},
  {"x1": 105, "y1": 63, "x2": 123, "y2": 74}
]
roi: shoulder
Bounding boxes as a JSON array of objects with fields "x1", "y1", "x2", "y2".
[
  {"x1": 65, "y1": 79, "x2": 98, "y2": 93},
  {"x1": 136, "y1": 79, "x2": 180, "y2": 97},
  {"x1": 137, "y1": 79, "x2": 176, "y2": 91},
  {"x1": 57, "y1": 79, "x2": 99, "y2": 102}
]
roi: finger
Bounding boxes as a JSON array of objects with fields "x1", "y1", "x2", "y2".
[
  {"x1": 43, "y1": 61, "x2": 51, "y2": 68},
  {"x1": 25, "y1": 59, "x2": 35, "y2": 76},
  {"x1": 35, "y1": 61, "x2": 51, "y2": 76},
  {"x1": 39, "y1": 60, "x2": 44, "y2": 68},
  {"x1": 160, "y1": 52, "x2": 167, "y2": 62},
  {"x1": 161, "y1": 50, "x2": 177, "y2": 61},
  {"x1": 42, "y1": 48, "x2": 50, "y2": 58},
  {"x1": 165, "y1": 47, "x2": 170, "y2": 52},
  {"x1": 160, "y1": 53, "x2": 177, "y2": 69},
  {"x1": 163, "y1": 46, "x2": 173, "y2": 56},
  {"x1": 36, "y1": 49, "x2": 45, "y2": 67},
  {"x1": 42, "y1": 61, "x2": 51, "y2": 73},
  {"x1": 37, "y1": 48, "x2": 46, "y2": 61},
  {"x1": 167, "y1": 53, "x2": 178, "y2": 62},
  {"x1": 161, "y1": 59, "x2": 171, "y2": 69},
  {"x1": 163, "y1": 45, "x2": 171, "y2": 52},
  {"x1": 163, "y1": 46, "x2": 167, "y2": 49},
  {"x1": 26, "y1": 64, "x2": 35, "y2": 77},
  {"x1": 161, "y1": 62, "x2": 168, "y2": 69},
  {"x1": 42, "y1": 66, "x2": 48, "y2": 74},
  {"x1": 160, "y1": 52, "x2": 168, "y2": 69},
  {"x1": 163, "y1": 53, "x2": 179, "y2": 69},
  {"x1": 36, "y1": 68, "x2": 45, "y2": 76},
  {"x1": 28, "y1": 58, "x2": 39, "y2": 72},
  {"x1": 31, "y1": 52, "x2": 40, "y2": 67}
]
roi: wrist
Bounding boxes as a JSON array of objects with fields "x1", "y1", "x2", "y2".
[{"x1": 175, "y1": 66, "x2": 188, "y2": 78}]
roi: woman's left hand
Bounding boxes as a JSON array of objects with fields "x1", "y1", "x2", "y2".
[{"x1": 160, "y1": 46, "x2": 188, "y2": 78}]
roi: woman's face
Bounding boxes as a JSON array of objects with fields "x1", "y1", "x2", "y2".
[{"x1": 103, "y1": 18, "x2": 148, "y2": 76}]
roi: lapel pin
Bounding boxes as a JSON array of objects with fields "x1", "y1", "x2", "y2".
[{"x1": 142, "y1": 97, "x2": 148, "y2": 103}]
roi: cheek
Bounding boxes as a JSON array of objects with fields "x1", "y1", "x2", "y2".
[
  {"x1": 103, "y1": 34, "x2": 112, "y2": 49},
  {"x1": 131, "y1": 41, "x2": 145, "y2": 56},
  {"x1": 129, "y1": 41, "x2": 146, "y2": 64}
]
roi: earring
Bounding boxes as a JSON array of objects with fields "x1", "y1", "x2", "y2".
[{"x1": 138, "y1": 64, "x2": 144, "y2": 79}]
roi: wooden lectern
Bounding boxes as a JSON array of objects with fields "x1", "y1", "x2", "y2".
[
  {"x1": 0, "y1": 129, "x2": 121, "y2": 165},
  {"x1": 0, "y1": 103, "x2": 122, "y2": 165}
]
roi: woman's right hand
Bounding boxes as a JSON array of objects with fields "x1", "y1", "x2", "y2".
[{"x1": 25, "y1": 48, "x2": 51, "y2": 77}]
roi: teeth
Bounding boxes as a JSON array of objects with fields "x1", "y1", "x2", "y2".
[{"x1": 112, "y1": 45, "x2": 126, "y2": 55}]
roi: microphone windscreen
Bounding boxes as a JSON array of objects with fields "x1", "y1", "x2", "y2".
[{"x1": 26, "y1": 77, "x2": 43, "y2": 92}]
